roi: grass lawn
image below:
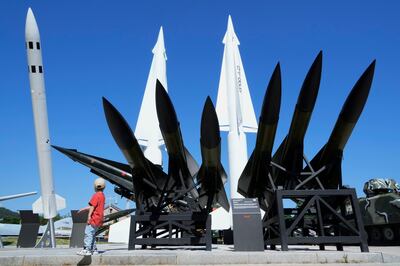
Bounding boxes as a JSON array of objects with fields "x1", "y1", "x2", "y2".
[{"x1": 2, "y1": 237, "x2": 70, "y2": 246}]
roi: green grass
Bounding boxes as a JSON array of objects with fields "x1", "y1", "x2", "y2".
[{"x1": 2, "y1": 237, "x2": 70, "y2": 246}]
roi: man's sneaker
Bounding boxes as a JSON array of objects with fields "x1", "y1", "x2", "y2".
[
  {"x1": 76, "y1": 249, "x2": 92, "y2": 256},
  {"x1": 92, "y1": 248, "x2": 99, "y2": 255}
]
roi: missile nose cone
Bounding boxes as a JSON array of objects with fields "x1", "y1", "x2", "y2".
[
  {"x1": 102, "y1": 97, "x2": 136, "y2": 151},
  {"x1": 260, "y1": 63, "x2": 282, "y2": 124},
  {"x1": 25, "y1": 8, "x2": 40, "y2": 40},
  {"x1": 51, "y1": 145, "x2": 77, "y2": 160},
  {"x1": 297, "y1": 51, "x2": 322, "y2": 112},
  {"x1": 51, "y1": 145, "x2": 67, "y2": 154},
  {"x1": 227, "y1": 15, "x2": 234, "y2": 32},
  {"x1": 152, "y1": 26, "x2": 166, "y2": 55},
  {"x1": 155, "y1": 80, "x2": 178, "y2": 133},
  {"x1": 201, "y1": 96, "x2": 220, "y2": 148},
  {"x1": 339, "y1": 60, "x2": 376, "y2": 123}
]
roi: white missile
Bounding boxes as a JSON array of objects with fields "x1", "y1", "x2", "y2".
[
  {"x1": 25, "y1": 8, "x2": 65, "y2": 220},
  {"x1": 135, "y1": 27, "x2": 168, "y2": 166},
  {"x1": 216, "y1": 16, "x2": 258, "y2": 200},
  {"x1": 0, "y1": 192, "x2": 37, "y2": 202}
]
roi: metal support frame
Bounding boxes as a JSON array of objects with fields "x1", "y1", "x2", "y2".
[
  {"x1": 35, "y1": 218, "x2": 56, "y2": 248},
  {"x1": 263, "y1": 189, "x2": 369, "y2": 252},
  {"x1": 263, "y1": 154, "x2": 368, "y2": 252},
  {"x1": 128, "y1": 212, "x2": 212, "y2": 251}
]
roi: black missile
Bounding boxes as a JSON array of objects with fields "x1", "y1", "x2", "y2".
[
  {"x1": 103, "y1": 97, "x2": 148, "y2": 170},
  {"x1": 102, "y1": 97, "x2": 169, "y2": 208},
  {"x1": 103, "y1": 208, "x2": 135, "y2": 223},
  {"x1": 272, "y1": 51, "x2": 322, "y2": 190},
  {"x1": 155, "y1": 80, "x2": 199, "y2": 201},
  {"x1": 96, "y1": 208, "x2": 136, "y2": 236},
  {"x1": 237, "y1": 63, "x2": 282, "y2": 210},
  {"x1": 52, "y1": 145, "x2": 134, "y2": 195},
  {"x1": 303, "y1": 60, "x2": 376, "y2": 189},
  {"x1": 197, "y1": 97, "x2": 230, "y2": 212}
]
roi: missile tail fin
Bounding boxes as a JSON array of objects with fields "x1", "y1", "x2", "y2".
[
  {"x1": 184, "y1": 146, "x2": 200, "y2": 177},
  {"x1": 216, "y1": 184, "x2": 230, "y2": 212},
  {"x1": 219, "y1": 164, "x2": 228, "y2": 185},
  {"x1": 237, "y1": 151, "x2": 255, "y2": 198}
]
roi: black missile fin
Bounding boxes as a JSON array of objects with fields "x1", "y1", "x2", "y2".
[
  {"x1": 216, "y1": 184, "x2": 230, "y2": 212},
  {"x1": 197, "y1": 165, "x2": 230, "y2": 212},
  {"x1": 219, "y1": 164, "x2": 228, "y2": 185},
  {"x1": 237, "y1": 151, "x2": 255, "y2": 198},
  {"x1": 144, "y1": 157, "x2": 171, "y2": 190},
  {"x1": 184, "y1": 146, "x2": 200, "y2": 177},
  {"x1": 272, "y1": 135, "x2": 287, "y2": 164},
  {"x1": 196, "y1": 166, "x2": 208, "y2": 208}
]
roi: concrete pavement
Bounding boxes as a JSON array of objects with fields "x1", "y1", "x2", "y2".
[{"x1": 0, "y1": 244, "x2": 399, "y2": 265}]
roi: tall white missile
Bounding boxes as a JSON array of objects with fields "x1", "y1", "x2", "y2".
[
  {"x1": 135, "y1": 27, "x2": 168, "y2": 166},
  {"x1": 216, "y1": 16, "x2": 258, "y2": 200},
  {"x1": 25, "y1": 8, "x2": 65, "y2": 247}
]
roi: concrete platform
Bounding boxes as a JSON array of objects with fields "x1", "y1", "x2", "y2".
[{"x1": 1, "y1": 244, "x2": 400, "y2": 265}]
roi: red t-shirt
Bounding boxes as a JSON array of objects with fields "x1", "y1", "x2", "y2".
[{"x1": 88, "y1": 191, "x2": 105, "y2": 227}]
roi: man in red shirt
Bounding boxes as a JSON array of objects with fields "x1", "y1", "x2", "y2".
[{"x1": 77, "y1": 177, "x2": 106, "y2": 256}]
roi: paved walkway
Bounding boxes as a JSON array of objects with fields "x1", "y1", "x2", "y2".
[{"x1": 1, "y1": 244, "x2": 399, "y2": 265}]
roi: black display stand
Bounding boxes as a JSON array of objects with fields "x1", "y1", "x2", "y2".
[
  {"x1": 17, "y1": 210, "x2": 40, "y2": 248},
  {"x1": 264, "y1": 189, "x2": 369, "y2": 252},
  {"x1": 232, "y1": 198, "x2": 264, "y2": 251},
  {"x1": 128, "y1": 212, "x2": 212, "y2": 251},
  {"x1": 69, "y1": 210, "x2": 89, "y2": 248}
]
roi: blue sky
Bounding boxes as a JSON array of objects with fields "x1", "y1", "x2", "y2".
[{"x1": 1, "y1": 1, "x2": 399, "y2": 214}]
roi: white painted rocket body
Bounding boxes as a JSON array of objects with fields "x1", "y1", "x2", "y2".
[
  {"x1": 135, "y1": 27, "x2": 168, "y2": 166},
  {"x1": 216, "y1": 16, "x2": 258, "y2": 200},
  {"x1": 25, "y1": 8, "x2": 65, "y2": 219}
]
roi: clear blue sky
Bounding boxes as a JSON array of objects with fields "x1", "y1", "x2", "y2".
[{"x1": 1, "y1": 1, "x2": 399, "y2": 214}]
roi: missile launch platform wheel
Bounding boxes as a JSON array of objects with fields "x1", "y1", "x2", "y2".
[
  {"x1": 369, "y1": 227, "x2": 382, "y2": 243},
  {"x1": 382, "y1": 227, "x2": 395, "y2": 242}
]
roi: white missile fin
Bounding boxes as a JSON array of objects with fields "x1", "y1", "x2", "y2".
[
  {"x1": 32, "y1": 196, "x2": 43, "y2": 214},
  {"x1": 135, "y1": 26, "x2": 168, "y2": 150},
  {"x1": 32, "y1": 194, "x2": 66, "y2": 215},
  {"x1": 55, "y1": 194, "x2": 66, "y2": 211}
]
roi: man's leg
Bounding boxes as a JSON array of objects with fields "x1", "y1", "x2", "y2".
[{"x1": 90, "y1": 226, "x2": 97, "y2": 251}]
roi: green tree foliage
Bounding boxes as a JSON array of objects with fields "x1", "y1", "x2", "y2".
[{"x1": 0, "y1": 207, "x2": 20, "y2": 224}]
